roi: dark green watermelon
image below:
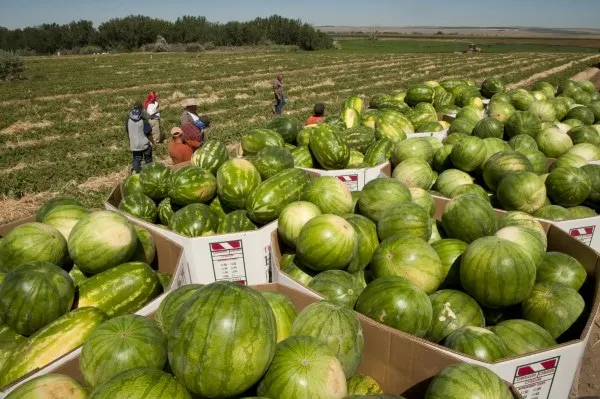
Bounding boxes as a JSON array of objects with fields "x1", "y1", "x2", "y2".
[
  {"x1": 265, "y1": 116, "x2": 303, "y2": 144},
  {"x1": 119, "y1": 193, "x2": 158, "y2": 223}
]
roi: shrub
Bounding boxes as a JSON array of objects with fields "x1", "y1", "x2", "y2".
[
  {"x1": 79, "y1": 45, "x2": 103, "y2": 55},
  {"x1": 203, "y1": 41, "x2": 216, "y2": 51},
  {"x1": 185, "y1": 43, "x2": 205, "y2": 53},
  {"x1": 0, "y1": 50, "x2": 26, "y2": 81}
]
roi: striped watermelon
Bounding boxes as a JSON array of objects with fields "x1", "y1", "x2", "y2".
[
  {"x1": 344, "y1": 126, "x2": 376, "y2": 153},
  {"x1": 432, "y1": 144, "x2": 454, "y2": 172},
  {"x1": 131, "y1": 226, "x2": 156, "y2": 265},
  {"x1": 522, "y1": 281, "x2": 585, "y2": 339},
  {"x1": 278, "y1": 201, "x2": 322, "y2": 248},
  {"x1": 308, "y1": 270, "x2": 363, "y2": 308},
  {"x1": 461, "y1": 236, "x2": 536, "y2": 308},
  {"x1": 309, "y1": 124, "x2": 350, "y2": 170},
  {"x1": 154, "y1": 284, "x2": 203, "y2": 335},
  {"x1": 296, "y1": 214, "x2": 356, "y2": 272},
  {"x1": 168, "y1": 166, "x2": 217, "y2": 206},
  {"x1": 343, "y1": 214, "x2": 378, "y2": 272},
  {"x1": 426, "y1": 290, "x2": 485, "y2": 343},
  {"x1": 41, "y1": 205, "x2": 91, "y2": 240},
  {"x1": 545, "y1": 166, "x2": 592, "y2": 207},
  {"x1": 119, "y1": 193, "x2": 158, "y2": 223},
  {"x1": 157, "y1": 198, "x2": 180, "y2": 226},
  {"x1": 280, "y1": 256, "x2": 316, "y2": 287},
  {"x1": 497, "y1": 211, "x2": 547, "y2": 248},
  {"x1": 392, "y1": 158, "x2": 436, "y2": 190},
  {"x1": 291, "y1": 146, "x2": 314, "y2": 168},
  {"x1": 482, "y1": 151, "x2": 533, "y2": 191},
  {"x1": 246, "y1": 168, "x2": 311, "y2": 225},
  {"x1": 216, "y1": 158, "x2": 262, "y2": 210},
  {"x1": 434, "y1": 169, "x2": 474, "y2": 197},
  {"x1": 68, "y1": 211, "x2": 138, "y2": 275},
  {"x1": 139, "y1": 163, "x2": 171, "y2": 201},
  {"x1": 0, "y1": 262, "x2": 74, "y2": 336},
  {"x1": 254, "y1": 146, "x2": 295, "y2": 180},
  {"x1": 261, "y1": 291, "x2": 298, "y2": 343},
  {"x1": 89, "y1": 368, "x2": 191, "y2": 399},
  {"x1": 123, "y1": 174, "x2": 143, "y2": 197},
  {"x1": 425, "y1": 363, "x2": 513, "y2": 399},
  {"x1": 257, "y1": 336, "x2": 347, "y2": 399},
  {"x1": 190, "y1": 140, "x2": 228, "y2": 175},
  {"x1": 157, "y1": 272, "x2": 171, "y2": 291},
  {"x1": 443, "y1": 326, "x2": 509, "y2": 362},
  {"x1": 371, "y1": 235, "x2": 443, "y2": 294},
  {"x1": 35, "y1": 197, "x2": 83, "y2": 223},
  {"x1": 410, "y1": 187, "x2": 435, "y2": 217},
  {"x1": 68, "y1": 265, "x2": 87, "y2": 287},
  {"x1": 347, "y1": 374, "x2": 384, "y2": 395},
  {"x1": 490, "y1": 319, "x2": 556, "y2": 356},
  {"x1": 208, "y1": 196, "x2": 230, "y2": 219},
  {"x1": 304, "y1": 176, "x2": 353, "y2": 215},
  {"x1": 431, "y1": 239, "x2": 468, "y2": 288},
  {"x1": 265, "y1": 116, "x2": 303, "y2": 144},
  {"x1": 5, "y1": 374, "x2": 87, "y2": 399},
  {"x1": 168, "y1": 282, "x2": 276, "y2": 397},
  {"x1": 0, "y1": 307, "x2": 108, "y2": 388},
  {"x1": 296, "y1": 126, "x2": 314, "y2": 147},
  {"x1": 0, "y1": 223, "x2": 68, "y2": 272},
  {"x1": 81, "y1": 315, "x2": 167, "y2": 388},
  {"x1": 78, "y1": 261, "x2": 161, "y2": 317},
  {"x1": 241, "y1": 129, "x2": 285, "y2": 156},
  {"x1": 495, "y1": 226, "x2": 546, "y2": 268},
  {"x1": 355, "y1": 276, "x2": 432, "y2": 337},
  {"x1": 441, "y1": 194, "x2": 497, "y2": 243},
  {"x1": 358, "y1": 178, "x2": 412, "y2": 222},
  {"x1": 169, "y1": 204, "x2": 219, "y2": 237},
  {"x1": 290, "y1": 300, "x2": 363, "y2": 376},
  {"x1": 375, "y1": 110, "x2": 412, "y2": 141},
  {"x1": 391, "y1": 138, "x2": 434, "y2": 166},
  {"x1": 363, "y1": 139, "x2": 394, "y2": 167},
  {"x1": 377, "y1": 202, "x2": 432, "y2": 241},
  {"x1": 0, "y1": 325, "x2": 26, "y2": 372},
  {"x1": 497, "y1": 172, "x2": 547, "y2": 214},
  {"x1": 217, "y1": 210, "x2": 257, "y2": 233},
  {"x1": 537, "y1": 252, "x2": 587, "y2": 290}
]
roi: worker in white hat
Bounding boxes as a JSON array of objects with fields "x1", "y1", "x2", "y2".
[{"x1": 180, "y1": 98, "x2": 210, "y2": 151}]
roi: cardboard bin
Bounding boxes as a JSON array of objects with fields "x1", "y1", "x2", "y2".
[{"x1": 299, "y1": 161, "x2": 391, "y2": 192}]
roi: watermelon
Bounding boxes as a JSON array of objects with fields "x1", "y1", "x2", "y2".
[
  {"x1": 345, "y1": 126, "x2": 376, "y2": 153},
  {"x1": 425, "y1": 363, "x2": 513, "y2": 399},
  {"x1": 409, "y1": 187, "x2": 435, "y2": 216},
  {"x1": 363, "y1": 139, "x2": 394, "y2": 167},
  {"x1": 568, "y1": 205, "x2": 597, "y2": 219},
  {"x1": 551, "y1": 153, "x2": 588, "y2": 170},
  {"x1": 168, "y1": 165, "x2": 217, "y2": 206},
  {"x1": 426, "y1": 290, "x2": 485, "y2": 343},
  {"x1": 375, "y1": 110, "x2": 413, "y2": 142},
  {"x1": 303, "y1": 176, "x2": 353, "y2": 215},
  {"x1": 217, "y1": 210, "x2": 256, "y2": 234},
  {"x1": 261, "y1": 291, "x2": 297, "y2": 343},
  {"x1": 509, "y1": 134, "x2": 538, "y2": 153},
  {"x1": 168, "y1": 282, "x2": 276, "y2": 397},
  {"x1": 377, "y1": 202, "x2": 432, "y2": 241},
  {"x1": 545, "y1": 166, "x2": 592, "y2": 207},
  {"x1": 241, "y1": 129, "x2": 285, "y2": 155},
  {"x1": 343, "y1": 214, "x2": 379, "y2": 272},
  {"x1": 292, "y1": 146, "x2": 314, "y2": 168},
  {"x1": 569, "y1": 126, "x2": 600, "y2": 146},
  {"x1": 68, "y1": 211, "x2": 138, "y2": 275},
  {"x1": 533, "y1": 205, "x2": 571, "y2": 221},
  {"x1": 523, "y1": 150, "x2": 548, "y2": 175},
  {"x1": 443, "y1": 326, "x2": 509, "y2": 362},
  {"x1": 308, "y1": 270, "x2": 363, "y2": 308},
  {"x1": 130, "y1": 226, "x2": 156, "y2": 265},
  {"x1": 449, "y1": 118, "x2": 476, "y2": 135},
  {"x1": 0, "y1": 325, "x2": 26, "y2": 372},
  {"x1": 450, "y1": 184, "x2": 490, "y2": 203},
  {"x1": 358, "y1": 178, "x2": 411, "y2": 222},
  {"x1": 246, "y1": 168, "x2": 312, "y2": 225},
  {"x1": 347, "y1": 374, "x2": 384, "y2": 395},
  {"x1": 68, "y1": 265, "x2": 87, "y2": 287},
  {"x1": 510, "y1": 90, "x2": 535, "y2": 111},
  {"x1": 482, "y1": 151, "x2": 533, "y2": 191},
  {"x1": 417, "y1": 121, "x2": 445, "y2": 133},
  {"x1": 347, "y1": 149, "x2": 365, "y2": 167},
  {"x1": 5, "y1": 374, "x2": 88, "y2": 399},
  {"x1": 505, "y1": 111, "x2": 542, "y2": 138},
  {"x1": 342, "y1": 106, "x2": 361, "y2": 128},
  {"x1": 0, "y1": 307, "x2": 108, "y2": 388},
  {"x1": 450, "y1": 136, "x2": 487, "y2": 172},
  {"x1": 89, "y1": 368, "x2": 191, "y2": 399},
  {"x1": 119, "y1": 193, "x2": 157, "y2": 223},
  {"x1": 280, "y1": 256, "x2": 315, "y2": 287},
  {"x1": 157, "y1": 198, "x2": 179, "y2": 226},
  {"x1": 497, "y1": 171, "x2": 547, "y2": 213},
  {"x1": 81, "y1": 315, "x2": 167, "y2": 388},
  {"x1": 434, "y1": 169, "x2": 474, "y2": 197},
  {"x1": 566, "y1": 106, "x2": 595, "y2": 125},
  {"x1": 406, "y1": 85, "x2": 434, "y2": 106},
  {"x1": 266, "y1": 116, "x2": 303, "y2": 144},
  {"x1": 190, "y1": 140, "x2": 228, "y2": 175},
  {"x1": 482, "y1": 137, "x2": 512, "y2": 164},
  {"x1": 461, "y1": 236, "x2": 536, "y2": 308},
  {"x1": 0, "y1": 262, "x2": 74, "y2": 336},
  {"x1": 156, "y1": 272, "x2": 171, "y2": 291},
  {"x1": 278, "y1": 201, "x2": 322, "y2": 248},
  {"x1": 35, "y1": 197, "x2": 83, "y2": 223},
  {"x1": 0, "y1": 223, "x2": 68, "y2": 272},
  {"x1": 582, "y1": 163, "x2": 600, "y2": 202},
  {"x1": 391, "y1": 138, "x2": 434, "y2": 166},
  {"x1": 473, "y1": 117, "x2": 504, "y2": 139},
  {"x1": 371, "y1": 235, "x2": 443, "y2": 294},
  {"x1": 154, "y1": 285, "x2": 203, "y2": 336},
  {"x1": 443, "y1": 133, "x2": 468, "y2": 146},
  {"x1": 309, "y1": 124, "x2": 350, "y2": 170},
  {"x1": 290, "y1": 300, "x2": 363, "y2": 376},
  {"x1": 495, "y1": 226, "x2": 546, "y2": 269},
  {"x1": 169, "y1": 204, "x2": 219, "y2": 237},
  {"x1": 567, "y1": 143, "x2": 600, "y2": 161},
  {"x1": 431, "y1": 239, "x2": 468, "y2": 288},
  {"x1": 139, "y1": 163, "x2": 171, "y2": 200},
  {"x1": 256, "y1": 336, "x2": 347, "y2": 399},
  {"x1": 522, "y1": 281, "x2": 585, "y2": 339},
  {"x1": 254, "y1": 146, "x2": 294, "y2": 180},
  {"x1": 441, "y1": 194, "x2": 497, "y2": 243},
  {"x1": 123, "y1": 174, "x2": 143, "y2": 197},
  {"x1": 537, "y1": 252, "x2": 587, "y2": 290},
  {"x1": 356, "y1": 276, "x2": 432, "y2": 337},
  {"x1": 537, "y1": 127, "x2": 574, "y2": 158},
  {"x1": 78, "y1": 261, "x2": 161, "y2": 317},
  {"x1": 498, "y1": 211, "x2": 548, "y2": 247},
  {"x1": 481, "y1": 78, "x2": 505, "y2": 98},
  {"x1": 41, "y1": 205, "x2": 91, "y2": 240},
  {"x1": 296, "y1": 215, "x2": 355, "y2": 272},
  {"x1": 490, "y1": 319, "x2": 556, "y2": 357},
  {"x1": 392, "y1": 158, "x2": 436, "y2": 190},
  {"x1": 217, "y1": 158, "x2": 262, "y2": 210}
]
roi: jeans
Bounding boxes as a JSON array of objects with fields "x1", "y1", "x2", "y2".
[
  {"x1": 274, "y1": 95, "x2": 286, "y2": 115},
  {"x1": 132, "y1": 146, "x2": 152, "y2": 173}
]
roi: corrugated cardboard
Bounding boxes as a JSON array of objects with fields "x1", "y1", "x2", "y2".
[
  {"x1": 273, "y1": 196, "x2": 599, "y2": 399},
  {"x1": 299, "y1": 162, "x2": 391, "y2": 192},
  {"x1": 0, "y1": 213, "x2": 187, "y2": 396},
  {"x1": 6, "y1": 282, "x2": 522, "y2": 398},
  {"x1": 105, "y1": 183, "x2": 274, "y2": 286}
]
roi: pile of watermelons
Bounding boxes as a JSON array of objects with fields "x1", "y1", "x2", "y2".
[
  {"x1": 0, "y1": 199, "x2": 169, "y2": 388},
  {"x1": 3, "y1": 281, "x2": 516, "y2": 399}
]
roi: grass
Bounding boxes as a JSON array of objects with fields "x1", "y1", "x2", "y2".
[{"x1": 0, "y1": 47, "x2": 599, "y2": 222}]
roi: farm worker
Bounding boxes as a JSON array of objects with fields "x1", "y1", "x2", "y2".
[
  {"x1": 168, "y1": 127, "x2": 193, "y2": 165},
  {"x1": 180, "y1": 98, "x2": 210, "y2": 150},
  {"x1": 305, "y1": 103, "x2": 325, "y2": 125},
  {"x1": 144, "y1": 91, "x2": 163, "y2": 143},
  {"x1": 273, "y1": 72, "x2": 285, "y2": 115},
  {"x1": 125, "y1": 102, "x2": 154, "y2": 174}
]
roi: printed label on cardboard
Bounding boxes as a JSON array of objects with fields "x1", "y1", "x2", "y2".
[
  {"x1": 569, "y1": 226, "x2": 595, "y2": 246},
  {"x1": 173, "y1": 257, "x2": 193, "y2": 289},
  {"x1": 337, "y1": 174, "x2": 359, "y2": 191},
  {"x1": 512, "y1": 356, "x2": 559, "y2": 399},
  {"x1": 209, "y1": 240, "x2": 247, "y2": 285}
]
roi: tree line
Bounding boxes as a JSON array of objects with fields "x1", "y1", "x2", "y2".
[{"x1": 0, "y1": 15, "x2": 334, "y2": 54}]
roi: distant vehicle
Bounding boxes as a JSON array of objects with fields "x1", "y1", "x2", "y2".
[{"x1": 463, "y1": 44, "x2": 483, "y2": 54}]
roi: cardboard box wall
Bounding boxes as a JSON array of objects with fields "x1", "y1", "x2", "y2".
[
  {"x1": 0, "y1": 214, "x2": 188, "y2": 396},
  {"x1": 9, "y1": 283, "x2": 522, "y2": 398},
  {"x1": 299, "y1": 161, "x2": 392, "y2": 192},
  {"x1": 272, "y1": 196, "x2": 600, "y2": 399}
]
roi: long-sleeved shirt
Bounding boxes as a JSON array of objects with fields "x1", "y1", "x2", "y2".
[{"x1": 168, "y1": 141, "x2": 193, "y2": 164}]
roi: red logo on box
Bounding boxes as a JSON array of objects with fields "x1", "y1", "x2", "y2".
[
  {"x1": 337, "y1": 175, "x2": 358, "y2": 182},
  {"x1": 517, "y1": 358, "x2": 557, "y2": 376},
  {"x1": 210, "y1": 240, "x2": 242, "y2": 251},
  {"x1": 569, "y1": 226, "x2": 595, "y2": 246}
]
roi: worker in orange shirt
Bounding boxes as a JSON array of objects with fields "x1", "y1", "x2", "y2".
[
  {"x1": 305, "y1": 103, "x2": 325, "y2": 126},
  {"x1": 168, "y1": 127, "x2": 193, "y2": 165}
]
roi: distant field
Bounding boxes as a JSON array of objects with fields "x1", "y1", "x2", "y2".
[{"x1": 0, "y1": 49, "x2": 599, "y2": 222}]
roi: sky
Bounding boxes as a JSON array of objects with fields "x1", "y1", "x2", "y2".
[{"x1": 0, "y1": 0, "x2": 600, "y2": 30}]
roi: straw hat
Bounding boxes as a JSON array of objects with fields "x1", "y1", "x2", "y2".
[
  {"x1": 171, "y1": 127, "x2": 183, "y2": 137},
  {"x1": 183, "y1": 98, "x2": 198, "y2": 108}
]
